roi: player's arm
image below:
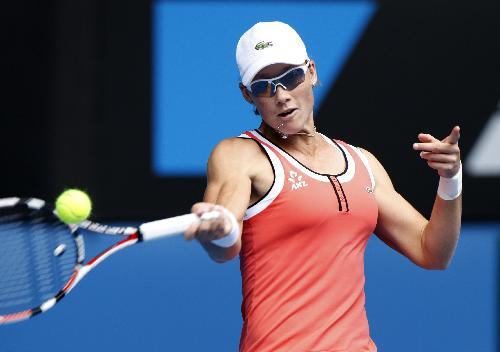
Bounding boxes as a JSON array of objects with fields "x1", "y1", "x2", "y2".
[
  {"x1": 184, "y1": 138, "x2": 254, "y2": 263},
  {"x1": 365, "y1": 126, "x2": 462, "y2": 270}
]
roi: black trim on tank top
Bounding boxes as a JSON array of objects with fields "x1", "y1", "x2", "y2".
[
  {"x1": 253, "y1": 129, "x2": 348, "y2": 177},
  {"x1": 327, "y1": 176, "x2": 350, "y2": 213},
  {"x1": 338, "y1": 178, "x2": 350, "y2": 212},
  {"x1": 237, "y1": 136, "x2": 276, "y2": 209},
  {"x1": 327, "y1": 176, "x2": 343, "y2": 211}
]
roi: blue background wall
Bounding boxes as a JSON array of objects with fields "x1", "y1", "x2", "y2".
[
  {"x1": 0, "y1": 225, "x2": 497, "y2": 351},
  {"x1": 2, "y1": 0, "x2": 499, "y2": 351},
  {"x1": 152, "y1": 1, "x2": 377, "y2": 175}
]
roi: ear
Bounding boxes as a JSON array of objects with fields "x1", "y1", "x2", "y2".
[
  {"x1": 307, "y1": 60, "x2": 318, "y2": 86},
  {"x1": 239, "y1": 83, "x2": 254, "y2": 104}
]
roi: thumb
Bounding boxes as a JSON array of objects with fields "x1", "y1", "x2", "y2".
[{"x1": 442, "y1": 126, "x2": 460, "y2": 144}]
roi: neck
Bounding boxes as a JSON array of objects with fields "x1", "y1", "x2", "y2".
[
  {"x1": 280, "y1": 125, "x2": 317, "y2": 138},
  {"x1": 258, "y1": 121, "x2": 320, "y2": 155}
]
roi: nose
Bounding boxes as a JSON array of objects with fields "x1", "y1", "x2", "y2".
[{"x1": 273, "y1": 85, "x2": 291, "y2": 103}]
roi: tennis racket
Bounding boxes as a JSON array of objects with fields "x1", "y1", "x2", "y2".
[{"x1": 0, "y1": 197, "x2": 216, "y2": 324}]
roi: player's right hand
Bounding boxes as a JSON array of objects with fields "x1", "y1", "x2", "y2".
[{"x1": 184, "y1": 202, "x2": 233, "y2": 243}]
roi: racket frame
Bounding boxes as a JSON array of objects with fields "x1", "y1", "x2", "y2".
[
  {"x1": 0, "y1": 198, "x2": 142, "y2": 324},
  {"x1": 0, "y1": 197, "x2": 206, "y2": 324}
]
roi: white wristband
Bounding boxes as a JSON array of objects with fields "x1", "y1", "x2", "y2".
[
  {"x1": 437, "y1": 163, "x2": 462, "y2": 200},
  {"x1": 210, "y1": 208, "x2": 240, "y2": 248}
]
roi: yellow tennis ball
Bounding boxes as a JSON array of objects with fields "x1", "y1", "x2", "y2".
[{"x1": 55, "y1": 189, "x2": 92, "y2": 224}]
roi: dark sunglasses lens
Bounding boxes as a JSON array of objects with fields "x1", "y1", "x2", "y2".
[
  {"x1": 250, "y1": 67, "x2": 306, "y2": 97},
  {"x1": 280, "y1": 68, "x2": 305, "y2": 90},
  {"x1": 250, "y1": 81, "x2": 271, "y2": 97}
]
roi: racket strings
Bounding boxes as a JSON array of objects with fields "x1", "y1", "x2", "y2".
[{"x1": 0, "y1": 208, "x2": 77, "y2": 315}]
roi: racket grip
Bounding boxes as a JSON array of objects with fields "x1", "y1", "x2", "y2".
[{"x1": 139, "y1": 213, "x2": 199, "y2": 241}]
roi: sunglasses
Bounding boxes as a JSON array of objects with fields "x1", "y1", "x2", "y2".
[{"x1": 248, "y1": 61, "x2": 310, "y2": 98}]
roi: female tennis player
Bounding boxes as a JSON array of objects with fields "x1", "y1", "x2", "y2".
[{"x1": 185, "y1": 21, "x2": 462, "y2": 352}]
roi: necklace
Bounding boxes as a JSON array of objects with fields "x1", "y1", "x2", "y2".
[
  {"x1": 295, "y1": 125, "x2": 317, "y2": 137},
  {"x1": 275, "y1": 124, "x2": 317, "y2": 139}
]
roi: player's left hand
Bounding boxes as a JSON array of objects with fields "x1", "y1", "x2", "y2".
[{"x1": 413, "y1": 126, "x2": 461, "y2": 178}]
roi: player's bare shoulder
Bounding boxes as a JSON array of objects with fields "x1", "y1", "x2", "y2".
[{"x1": 208, "y1": 137, "x2": 269, "y2": 179}]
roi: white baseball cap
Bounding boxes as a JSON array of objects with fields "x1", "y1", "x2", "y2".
[{"x1": 236, "y1": 21, "x2": 309, "y2": 87}]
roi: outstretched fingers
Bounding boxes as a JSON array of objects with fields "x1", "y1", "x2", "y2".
[{"x1": 413, "y1": 126, "x2": 461, "y2": 178}]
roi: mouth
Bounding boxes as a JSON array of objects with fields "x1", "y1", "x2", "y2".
[{"x1": 277, "y1": 108, "x2": 297, "y2": 118}]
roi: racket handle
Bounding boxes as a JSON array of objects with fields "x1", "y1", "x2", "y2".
[
  {"x1": 139, "y1": 211, "x2": 220, "y2": 241},
  {"x1": 139, "y1": 214, "x2": 198, "y2": 241}
]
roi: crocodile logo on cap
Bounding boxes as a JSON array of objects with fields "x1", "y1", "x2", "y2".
[{"x1": 255, "y1": 41, "x2": 273, "y2": 50}]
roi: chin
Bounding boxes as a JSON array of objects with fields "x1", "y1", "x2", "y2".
[{"x1": 283, "y1": 120, "x2": 306, "y2": 133}]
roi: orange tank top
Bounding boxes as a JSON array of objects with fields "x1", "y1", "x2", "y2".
[{"x1": 239, "y1": 130, "x2": 378, "y2": 352}]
